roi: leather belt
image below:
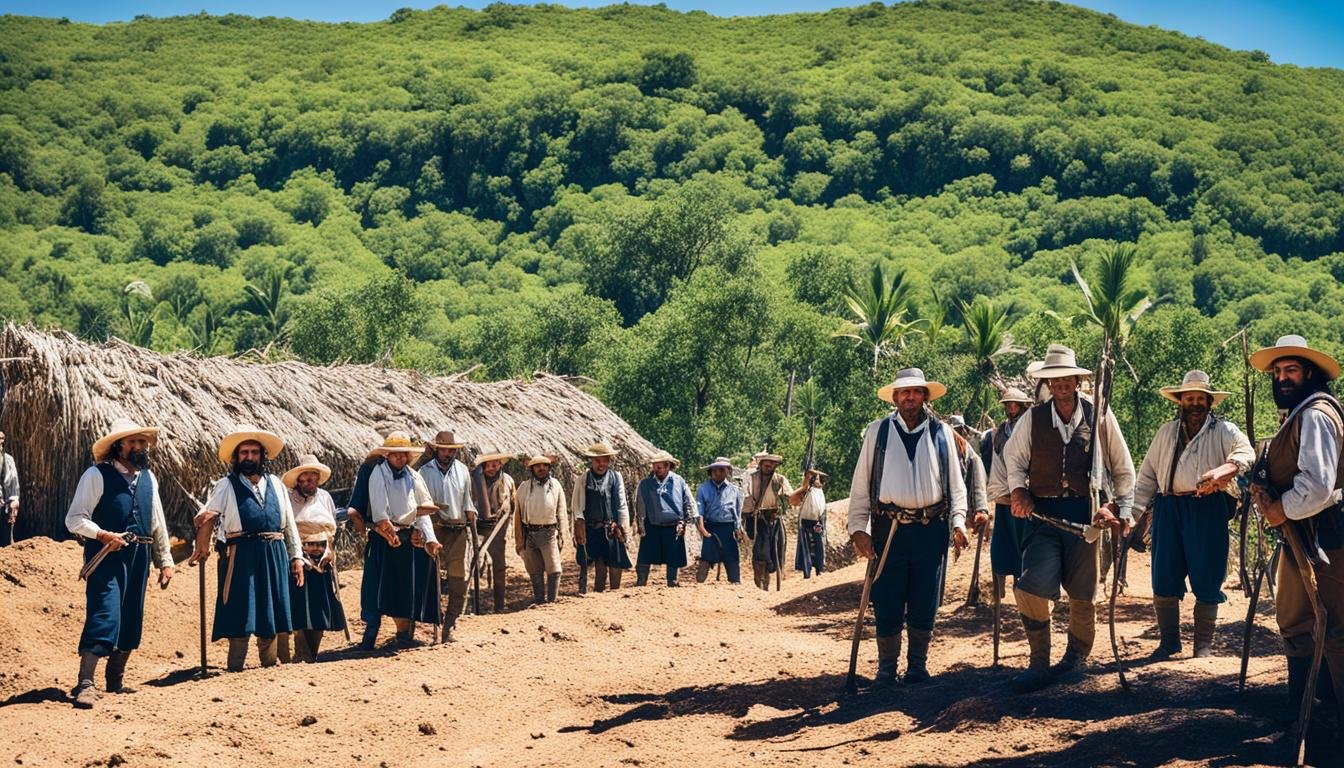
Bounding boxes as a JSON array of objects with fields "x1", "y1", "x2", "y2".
[
  {"x1": 876, "y1": 501, "x2": 948, "y2": 525},
  {"x1": 523, "y1": 522, "x2": 556, "y2": 531},
  {"x1": 78, "y1": 532, "x2": 152, "y2": 581}
]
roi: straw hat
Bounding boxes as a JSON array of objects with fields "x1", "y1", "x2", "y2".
[
  {"x1": 877, "y1": 368, "x2": 947, "y2": 403},
  {"x1": 1032, "y1": 345, "x2": 1092, "y2": 379},
  {"x1": 583, "y1": 442, "x2": 617, "y2": 459},
  {"x1": 370, "y1": 431, "x2": 422, "y2": 457},
  {"x1": 92, "y1": 418, "x2": 160, "y2": 462},
  {"x1": 1249, "y1": 334, "x2": 1341, "y2": 381},
  {"x1": 525, "y1": 454, "x2": 554, "y2": 468},
  {"x1": 999, "y1": 387, "x2": 1033, "y2": 405},
  {"x1": 217, "y1": 424, "x2": 284, "y2": 465},
  {"x1": 702, "y1": 456, "x2": 733, "y2": 471},
  {"x1": 1160, "y1": 370, "x2": 1231, "y2": 407},
  {"x1": 755, "y1": 453, "x2": 783, "y2": 464},
  {"x1": 474, "y1": 451, "x2": 514, "y2": 465},
  {"x1": 648, "y1": 450, "x2": 680, "y2": 469},
  {"x1": 282, "y1": 454, "x2": 332, "y2": 488},
  {"x1": 425, "y1": 430, "x2": 465, "y2": 449}
]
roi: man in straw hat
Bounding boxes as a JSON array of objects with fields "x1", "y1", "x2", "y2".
[
  {"x1": 515, "y1": 455, "x2": 567, "y2": 604},
  {"x1": 470, "y1": 449, "x2": 516, "y2": 612},
  {"x1": 695, "y1": 457, "x2": 745, "y2": 584},
  {"x1": 418, "y1": 430, "x2": 476, "y2": 642},
  {"x1": 188, "y1": 425, "x2": 303, "y2": 673},
  {"x1": 790, "y1": 468, "x2": 829, "y2": 577},
  {"x1": 634, "y1": 451, "x2": 698, "y2": 588},
  {"x1": 64, "y1": 419, "x2": 174, "y2": 708},
  {"x1": 572, "y1": 442, "x2": 632, "y2": 593},
  {"x1": 849, "y1": 368, "x2": 969, "y2": 684},
  {"x1": 984, "y1": 388, "x2": 1034, "y2": 584},
  {"x1": 1133, "y1": 371, "x2": 1253, "y2": 659},
  {"x1": 1246, "y1": 335, "x2": 1344, "y2": 734},
  {"x1": 358, "y1": 432, "x2": 441, "y2": 650},
  {"x1": 742, "y1": 451, "x2": 795, "y2": 591},
  {"x1": 1002, "y1": 345, "x2": 1135, "y2": 693},
  {"x1": 279, "y1": 454, "x2": 347, "y2": 663},
  {"x1": 345, "y1": 443, "x2": 385, "y2": 640},
  {"x1": 0, "y1": 431, "x2": 19, "y2": 546}
]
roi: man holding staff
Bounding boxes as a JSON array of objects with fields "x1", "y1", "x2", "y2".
[
  {"x1": 418, "y1": 430, "x2": 475, "y2": 642},
  {"x1": 470, "y1": 450, "x2": 516, "y2": 612}
]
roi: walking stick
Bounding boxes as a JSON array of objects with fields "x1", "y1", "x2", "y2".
[
  {"x1": 468, "y1": 524, "x2": 482, "y2": 614},
  {"x1": 1279, "y1": 521, "x2": 1326, "y2": 768},
  {"x1": 198, "y1": 545, "x2": 208, "y2": 677},
  {"x1": 328, "y1": 539, "x2": 353, "y2": 643},
  {"x1": 845, "y1": 517, "x2": 899, "y2": 695},
  {"x1": 991, "y1": 574, "x2": 1003, "y2": 668},
  {"x1": 1238, "y1": 522, "x2": 1271, "y2": 692},
  {"x1": 432, "y1": 551, "x2": 444, "y2": 644},
  {"x1": 965, "y1": 522, "x2": 986, "y2": 606}
]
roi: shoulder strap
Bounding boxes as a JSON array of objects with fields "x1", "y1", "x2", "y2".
[
  {"x1": 870, "y1": 417, "x2": 891, "y2": 511},
  {"x1": 930, "y1": 421, "x2": 951, "y2": 505}
]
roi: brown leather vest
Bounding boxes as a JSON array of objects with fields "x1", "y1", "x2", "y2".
[
  {"x1": 1027, "y1": 399, "x2": 1094, "y2": 497},
  {"x1": 1267, "y1": 395, "x2": 1344, "y2": 496}
]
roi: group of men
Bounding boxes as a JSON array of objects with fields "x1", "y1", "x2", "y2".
[{"x1": 846, "y1": 334, "x2": 1344, "y2": 743}]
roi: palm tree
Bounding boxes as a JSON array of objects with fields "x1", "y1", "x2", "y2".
[
  {"x1": 119, "y1": 281, "x2": 157, "y2": 348},
  {"x1": 244, "y1": 271, "x2": 291, "y2": 351},
  {"x1": 961, "y1": 295, "x2": 1022, "y2": 421},
  {"x1": 1070, "y1": 242, "x2": 1156, "y2": 358},
  {"x1": 796, "y1": 379, "x2": 826, "y2": 473},
  {"x1": 190, "y1": 304, "x2": 219, "y2": 356},
  {"x1": 835, "y1": 262, "x2": 922, "y2": 374}
]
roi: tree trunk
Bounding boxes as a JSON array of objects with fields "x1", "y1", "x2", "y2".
[{"x1": 784, "y1": 368, "x2": 797, "y2": 417}]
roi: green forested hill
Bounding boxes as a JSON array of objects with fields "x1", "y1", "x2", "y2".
[{"x1": 2, "y1": 0, "x2": 1343, "y2": 485}]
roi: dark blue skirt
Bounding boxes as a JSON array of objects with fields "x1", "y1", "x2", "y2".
[
  {"x1": 637, "y1": 523, "x2": 687, "y2": 568},
  {"x1": 745, "y1": 515, "x2": 786, "y2": 572},
  {"x1": 795, "y1": 518, "x2": 827, "y2": 573},
  {"x1": 213, "y1": 537, "x2": 293, "y2": 641},
  {"x1": 78, "y1": 539, "x2": 152, "y2": 655},
  {"x1": 578, "y1": 524, "x2": 633, "y2": 569},
  {"x1": 699, "y1": 521, "x2": 740, "y2": 566},
  {"x1": 360, "y1": 529, "x2": 439, "y2": 623},
  {"x1": 290, "y1": 565, "x2": 348, "y2": 632}
]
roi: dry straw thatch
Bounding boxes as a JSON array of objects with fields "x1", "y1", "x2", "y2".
[{"x1": 0, "y1": 324, "x2": 660, "y2": 539}]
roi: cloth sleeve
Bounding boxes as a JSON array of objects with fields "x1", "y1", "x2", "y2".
[
  {"x1": 847, "y1": 420, "x2": 880, "y2": 536},
  {"x1": 368, "y1": 465, "x2": 391, "y2": 524},
  {"x1": 1284, "y1": 409, "x2": 1342, "y2": 521},
  {"x1": 1223, "y1": 422, "x2": 1255, "y2": 473},
  {"x1": 65, "y1": 466, "x2": 105, "y2": 540},
  {"x1": 275, "y1": 476, "x2": 302, "y2": 560},
  {"x1": 614, "y1": 473, "x2": 630, "y2": 529},
  {"x1": 1132, "y1": 425, "x2": 1166, "y2": 514},
  {"x1": 571, "y1": 473, "x2": 586, "y2": 522},
  {"x1": 147, "y1": 472, "x2": 173, "y2": 568},
  {"x1": 683, "y1": 477, "x2": 699, "y2": 521},
  {"x1": 2, "y1": 454, "x2": 18, "y2": 503},
  {"x1": 942, "y1": 423, "x2": 969, "y2": 532},
  {"x1": 1101, "y1": 410, "x2": 1136, "y2": 520},
  {"x1": 199, "y1": 477, "x2": 233, "y2": 533}
]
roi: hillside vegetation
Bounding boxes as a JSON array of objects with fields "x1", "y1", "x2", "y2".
[{"x1": 3, "y1": 0, "x2": 1343, "y2": 486}]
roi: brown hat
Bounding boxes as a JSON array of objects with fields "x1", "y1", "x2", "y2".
[
  {"x1": 426, "y1": 430, "x2": 465, "y2": 449},
  {"x1": 583, "y1": 442, "x2": 617, "y2": 459},
  {"x1": 474, "y1": 451, "x2": 514, "y2": 465},
  {"x1": 648, "y1": 450, "x2": 680, "y2": 469},
  {"x1": 526, "y1": 455, "x2": 554, "y2": 468}
]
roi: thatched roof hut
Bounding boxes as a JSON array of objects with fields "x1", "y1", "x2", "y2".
[{"x1": 0, "y1": 324, "x2": 660, "y2": 539}]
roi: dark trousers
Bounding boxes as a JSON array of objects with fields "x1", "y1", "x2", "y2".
[
  {"x1": 1150, "y1": 494, "x2": 1232, "y2": 603},
  {"x1": 871, "y1": 514, "x2": 948, "y2": 637},
  {"x1": 699, "y1": 521, "x2": 741, "y2": 583},
  {"x1": 990, "y1": 503, "x2": 1023, "y2": 579},
  {"x1": 78, "y1": 540, "x2": 151, "y2": 655},
  {"x1": 1017, "y1": 497, "x2": 1097, "y2": 603}
]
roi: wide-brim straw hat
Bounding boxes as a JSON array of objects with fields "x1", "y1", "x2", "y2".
[
  {"x1": 371, "y1": 431, "x2": 422, "y2": 457},
  {"x1": 1160, "y1": 370, "x2": 1232, "y2": 406},
  {"x1": 425, "y1": 430, "x2": 465, "y2": 449},
  {"x1": 526, "y1": 454, "x2": 554, "y2": 468},
  {"x1": 1249, "y1": 334, "x2": 1341, "y2": 381},
  {"x1": 755, "y1": 453, "x2": 784, "y2": 464},
  {"x1": 282, "y1": 454, "x2": 332, "y2": 488},
  {"x1": 1033, "y1": 344, "x2": 1092, "y2": 379},
  {"x1": 877, "y1": 367, "x2": 947, "y2": 403},
  {"x1": 648, "y1": 450, "x2": 681, "y2": 469},
  {"x1": 93, "y1": 418, "x2": 160, "y2": 462},
  {"x1": 999, "y1": 387, "x2": 1033, "y2": 405},
  {"x1": 702, "y1": 456, "x2": 733, "y2": 471},
  {"x1": 583, "y1": 442, "x2": 617, "y2": 459},
  {"x1": 217, "y1": 424, "x2": 284, "y2": 465},
  {"x1": 474, "y1": 451, "x2": 514, "y2": 465}
]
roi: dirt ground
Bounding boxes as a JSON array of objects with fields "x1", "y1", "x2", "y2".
[{"x1": 0, "y1": 518, "x2": 1334, "y2": 768}]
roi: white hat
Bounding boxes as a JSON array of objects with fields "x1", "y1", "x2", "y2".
[
  {"x1": 93, "y1": 418, "x2": 160, "y2": 462},
  {"x1": 218, "y1": 424, "x2": 284, "y2": 465},
  {"x1": 999, "y1": 387, "x2": 1033, "y2": 405},
  {"x1": 1249, "y1": 335, "x2": 1340, "y2": 381},
  {"x1": 877, "y1": 368, "x2": 947, "y2": 403},
  {"x1": 1032, "y1": 345, "x2": 1092, "y2": 379},
  {"x1": 701, "y1": 457, "x2": 733, "y2": 471},
  {"x1": 582, "y1": 442, "x2": 618, "y2": 458},
  {"x1": 526, "y1": 454, "x2": 554, "y2": 468},
  {"x1": 282, "y1": 454, "x2": 332, "y2": 488},
  {"x1": 648, "y1": 450, "x2": 681, "y2": 469},
  {"x1": 1160, "y1": 370, "x2": 1231, "y2": 406}
]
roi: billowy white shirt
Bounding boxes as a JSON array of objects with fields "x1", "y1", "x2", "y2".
[
  {"x1": 848, "y1": 414, "x2": 969, "y2": 535},
  {"x1": 197, "y1": 473, "x2": 302, "y2": 560},
  {"x1": 1, "y1": 451, "x2": 18, "y2": 504},
  {"x1": 1279, "y1": 393, "x2": 1343, "y2": 521},
  {"x1": 798, "y1": 487, "x2": 827, "y2": 522},
  {"x1": 65, "y1": 462, "x2": 173, "y2": 567},
  {"x1": 1134, "y1": 415, "x2": 1254, "y2": 513},
  {"x1": 290, "y1": 486, "x2": 339, "y2": 543},
  {"x1": 368, "y1": 462, "x2": 437, "y2": 542},
  {"x1": 1002, "y1": 397, "x2": 1136, "y2": 520},
  {"x1": 419, "y1": 459, "x2": 476, "y2": 524}
]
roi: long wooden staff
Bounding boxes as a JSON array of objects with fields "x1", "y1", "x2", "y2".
[
  {"x1": 1279, "y1": 521, "x2": 1326, "y2": 768},
  {"x1": 844, "y1": 517, "x2": 898, "y2": 695}
]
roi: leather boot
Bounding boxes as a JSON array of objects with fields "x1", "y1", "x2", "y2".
[
  {"x1": 105, "y1": 649, "x2": 133, "y2": 693},
  {"x1": 227, "y1": 638, "x2": 249, "y2": 672},
  {"x1": 1150, "y1": 595, "x2": 1182, "y2": 659},
  {"x1": 1013, "y1": 615, "x2": 1054, "y2": 693},
  {"x1": 530, "y1": 574, "x2": 546, "y2": 605},
  {"x1": 875, "y1": 634, "x2": 901, "y2": 684},
  {"x1": 752, "y1": 562, "x2": 769, "y2": 590},
  {"x1": 1192, "y1": 602, "x2": 1217, "y2": 658},
  {"x1": 1051, "y1": 600, "x2": 1094, "y2": 677},
  {"x1": 667, "y1": 564, "x2": 680, "y2": 587},
  {"x1": 276, "y1": 632, "x2": 292, "y2": 664},
  {"x1": 359, "y1": 620, "x2": 380, "y2": 651},
  {"x1": 447, "y1": 577, "x2": 467, "y2": 623},
  {"x1": 594, "y1": 562, "x2": 608, "y2": 592},
  {"x1": 636, "y1": 565, "x2": 650, "y2": 587},
  {"x1": 905, "y1": 629, "x2": 932, "y2": 683},
  {"x1": 609, "y1": 569, "x2": 623, "y2": 590},
  {"x1": 578, "y1": 564, "x2": 589, "y2": 595},
  {"x1": 492, "y1": 578, "x2": 507, "y2": 612},
  {"x1": 696, "y1": 561, "x2": 711, "y2": 583},
  {"x1": 1284, "y1": 655, "x2": 1314, "y2": 732},
  {"x1": 71, "y1": 652, "x2": 100, "y2": 708},
  {"x1": 293, "y1": 630, "x2": 312, "y2": 663},
  {"x1": 304, "y1": 630, "x2": 323, "y2": 661},
  {"x1": 546, "y1": 573, "x2": 560, "y2": 603},
  {"x1": 257, "y1": 635, "x2": 279, "y2": 667}
]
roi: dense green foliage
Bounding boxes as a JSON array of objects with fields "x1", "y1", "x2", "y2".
[{"x1": 3, "y1": 0, "x2": 1343, "y2": 491}]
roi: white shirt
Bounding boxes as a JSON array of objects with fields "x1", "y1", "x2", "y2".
[
  {"x1": 517, "y1": 476, "x2": 567, "y2": 526},
  {"x1": 848, "y1": 414, "x2": 969, "y2": 535},
  {"x1": 571, "y1": 469, "x2": 630, "y2": 528},
  {"x1": 799, "y1": 487, "x2": 827, "y2": 522},
  {"x1": 1002, "y1": 397, "x2": 1137, "y2": 520},
  {"x1": 65, "y1": 462, "x2": 173, "y2": 567},
  {"x1": 290, "y1": 487, "x2": 339, "y2": 543},
  {"x1": 1280, "y1": 393, "x2": 1343, "y2": 521},
  {"x1": 419, "y1": 459, "x2": 476, "y2": 523},
  {"x1": 368, "y1": 463, "x2": 437, "y2": 542},
  {"x1": 1134, "y1": 416, "x2": 1254, "y2": 512},
  {"x1": 198, "y1": 473, "x2": 303, "y2": 560},
  {"x1": 1, "y1": 451, "x2": 18, "y2": 505},
  {"x1": 985, "y1": 419, "x2": 1021, "y2": 503}
]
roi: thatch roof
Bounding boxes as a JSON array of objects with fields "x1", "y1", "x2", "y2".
[{"x1": 0, "y1": 324, "x2": 660, "y2": 539}]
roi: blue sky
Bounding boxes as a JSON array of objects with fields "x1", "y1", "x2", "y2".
[{"x1": 4, "y1": 0, "x2": 1341, "y2": 69}]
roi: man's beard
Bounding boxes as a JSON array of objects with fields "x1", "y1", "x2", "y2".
[
  {"x1": 237, "y1": 459, "x2": 263, "y2": 476},
  {"x1": 1273, "y1": 378, "x2": 1314, "y2": 411},
  {"x1": 126, "y1": 449, "x2": 150, "y2": 470},
  {"x1": 1180, "y1": 405, "x2": 1209, "y2": 433},
  {"x1": 296, "y1": 487, "x2": 315, "y2": 499}
]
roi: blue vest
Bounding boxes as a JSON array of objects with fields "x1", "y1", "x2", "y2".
[
  {"x1": 92, "y1": 463, "x2": 152, "y2": 537},
  {"x1": 228, "y1": 473, "x2": 281, "y2": 534},
  {"x1": 639, "y1": 473, "x2": 687, "y2": 526}
]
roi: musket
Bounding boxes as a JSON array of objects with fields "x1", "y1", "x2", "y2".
[
  {"x1": 1090, "y1": 329, "x2": 1131, "y2": 691},
  {"x1": 1030, "y1": 511, "x2": 1103, "y2": 544}
]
